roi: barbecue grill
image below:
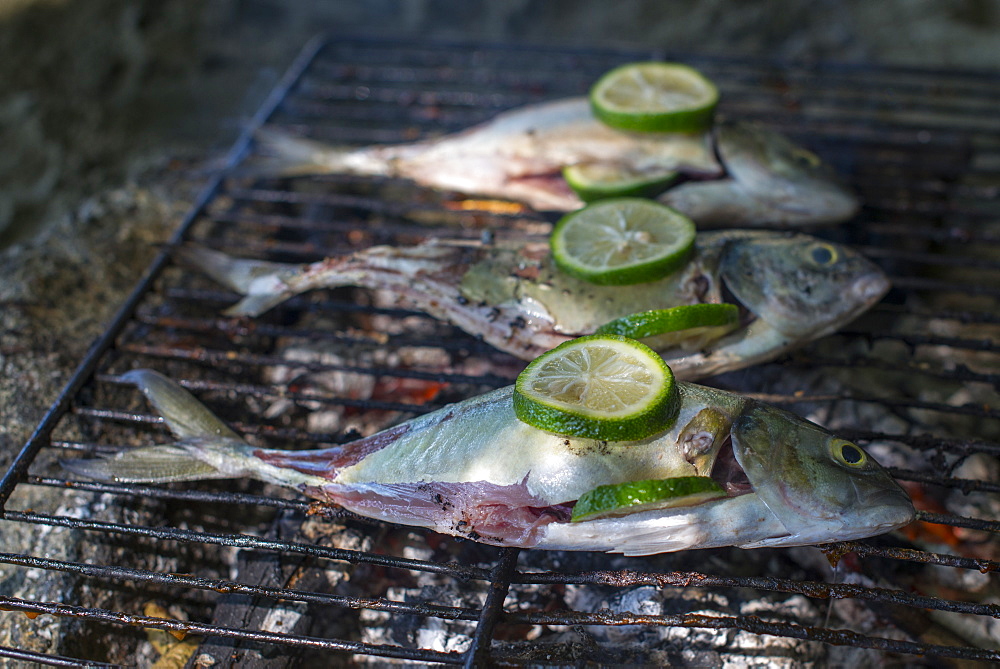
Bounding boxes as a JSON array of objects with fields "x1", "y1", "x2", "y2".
[{"x1": 1, "y1": 36, "x2": 999, "y2": 667}]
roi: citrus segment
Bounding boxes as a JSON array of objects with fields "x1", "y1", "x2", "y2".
[
  {"x1": 571, "y1": 476, "x2": 726, "y2": 522},
  {"x1": 513, "y1": 335, "x2": 678, "y2": 441},
  {"x1": 590, "y1": 62, "x2": 719, "y2": 133},
  {"x1": 562, "y1": 163, "x2": 679, "y2": 202},
  {"x1": 550, "y1": 198, "x2": 696, "y2": 286}
]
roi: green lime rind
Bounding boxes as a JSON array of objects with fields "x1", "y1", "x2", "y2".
[
  {"x1": 562, "y1": 164, "x2": 680, "y2": 202},
  {"x1": 590, "y1": 62, "x2": 719, "y2": 134},
  {"x1": 571, "y1": 476, "x2": 726, "y2": 522},
  {"x1": 513, "y1": 334, "x2": 679, "y2": 441},
  {"x1": 595, "y1": 303, "x2": 740, "y2": 339},
  {"x1": 550, "y1": 198, "x2": 696, "y2": 287}
]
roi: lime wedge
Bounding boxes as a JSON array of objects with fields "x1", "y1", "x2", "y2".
[
  {"x1": 595, "y1": 303, "x2": 740, "y2": 350},
  {"x1": 550, "y1": 198, "x2": 695, "y2": 286},
  {"x1": 590, "y1": 62, "x2": 719, "y2": 134},
  {"x1": 562, "y1": 163, "x2": 679, "y2": 202},
  {"x1": 513, "y1": 334, "x2": 678, "y2": 441},
  {"x1": 571, "y1": 476, "x2": 726, "y2": 522}
]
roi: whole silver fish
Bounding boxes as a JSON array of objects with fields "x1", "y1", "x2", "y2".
[
  {"x1": 179, "y1": 231, "x2": 889, "y2": 380},
  {"x1": 63, "y1": 369, "x2": 915, "y2": 555},
  {"x1": 256, "y1": 98, "x2": 858, "y2": 225}
]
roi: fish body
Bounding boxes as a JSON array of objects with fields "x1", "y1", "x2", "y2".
[
  {"x1": 180, "y1": 231, "x2": 889, "y2": 380},
  {"x1": 64, "y1": 370, "x2": 915, "y2": 555},
  {"x1": 257, "y1": 97, "x2": 858, "y2": 225},
  {"x1": 661, "y1": 122, "x2": 861, "y2": 226}
]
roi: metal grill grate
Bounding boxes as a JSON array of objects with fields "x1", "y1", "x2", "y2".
[{"x1": 2, "y1": 36, "x2": 999, "y2": 666}]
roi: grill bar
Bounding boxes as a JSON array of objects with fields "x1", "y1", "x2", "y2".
[
  {"x1": 842, "y1": 430, "x2": 1000, "y2": 457},
  {"x1": 29, "y1": 474, "x2": 315, "y2": 511},
  {"x1": 0, "y1": 596, "x2": 465, "y2": 664},
  {"x1": 888, "y1": 467, "x2": 1000, "y2": 494},
  {"x1": 513, "y1": 569, "x2": 1000, "y2": 618},
  {"x1": 824, "y1": 541, "x2": 1000, "y2": 572},
  {"x1": 3, "y1": 36, "x2": 1000, "y2": 665},
  {"x1": 463, "y1": 548, "x2": 520, "y2": 668},
  {"x1": 11, "y1": 478, "x2": 999, "y2": 575},
  {"x1": 110, "y1": 346, "x2": 507, "y2": 390},
  {"x1": 497, "y1": 611, "x2": 1000, "y2": 663},
  {"x1": 916, "y1": 511, "x2": 1000, "y2": 534},
  {"x1": 0, "y1": 646, "x2": 120, "y2": 669},
  {"x1": 0, "y1": 36, "x2": 328, "y2": 511},
  {"x1": 1, "y1": 511, "x2": 492, "y2": 580},
  {"x1": 0, "y1": 552, "x2": 483, "y2": 623},
  {"x1": 741, "y1": 392, "x2": 1000, "y2": 420}
]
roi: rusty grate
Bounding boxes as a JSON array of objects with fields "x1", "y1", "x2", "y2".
[{"x1": 1, "y1": 36, "x2": 999, "y2": 666}]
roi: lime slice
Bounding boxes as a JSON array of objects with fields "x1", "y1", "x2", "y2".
[
  {"x1": 513, "y1": 334, "x2": 678, "y2": 441},
  {"x1": 595, "y1": 303, "x2": 740, "y2": 350},
  {"x1": 550, "y1": 198, "x2": 696, "y2": 286},
  {"x1": 562, "y1": 163, "x2": 679, "y2": 202},
  {"x1": 571, "y1": 476, "x2": 726, "y2": 522},
  {"x1": 590, "y1": 62, "x2": 719, "y2": 133}
]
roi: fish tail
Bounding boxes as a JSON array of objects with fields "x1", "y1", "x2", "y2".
[
  {"x1": 178, "y1": 241, "x2": 469, "y2": 318},
  {"x1": 61, "y1": 369, "x2": 257, "y2": 484},
  {"x1": 253, "y1": 127, "x2": 394, "y2": 177},
  {"x1": 120, "y1": 369, "x2": 241, "y2": 441},
  {"x1": 61, "y1": 441, "x2": 246, "y2": 484},
  {"x1": 175, "y1": 244, "x2": 317, "y2": 317},
  {"x1": 62, "y1": 369, "x2": 338, "y2": 489}
]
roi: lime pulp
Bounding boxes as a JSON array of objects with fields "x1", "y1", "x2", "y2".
[
  {"x1": 590, "y1": 62, "x2": 719, "y2": 134},
  {"x1": 550, "y1": 198, "x2": 696, "y2": 286},
  {"x1": 513, "y1": 334, "x2": 679, "y2": 441}
]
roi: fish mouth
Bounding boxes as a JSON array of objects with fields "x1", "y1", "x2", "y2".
[
  {"x1": 719, "y1": 280, "x2": 759, "y2": 331},
  {"x1": 854, "y1": 271, "x2": 892, "y2": 305},
  {"x1": 709, "y1": 435, "x2": 754, "y2": 497},
  {"x1": 855, "y1": 483, "x2": 916, "y2": 531}
]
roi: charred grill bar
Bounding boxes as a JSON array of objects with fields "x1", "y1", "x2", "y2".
[{"x1": 0, "y1": 36, "x2": 998, "y2": 666}]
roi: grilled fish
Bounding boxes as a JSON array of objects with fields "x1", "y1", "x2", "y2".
[
  {"x1": 63, "y1": 369, "x2": 915, "y2": 555},
  {"x1": 255, "y1": 98, "x2": 858, "y2": 226},
  {"x1": 179, "y1": 231, "x2": 889, "y2": 380}
]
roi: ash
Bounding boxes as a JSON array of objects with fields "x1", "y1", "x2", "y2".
[
  {"x1": 345, "y1": 530, "x2": 920, "y2": 668},
  {"x1": 351, "y1": 531, "x2": 492, "y2": 665}
]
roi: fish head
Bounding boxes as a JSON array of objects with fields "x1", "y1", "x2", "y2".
[
  {"x1": 719, "y1": 233, "x2": 890, "y2": 338},
  {"x1": 716, "y1": 121, "x2": 859, "y2": 224},
  {"x1": 729, "y1": 402, "x2": 915, "y2": 546}
]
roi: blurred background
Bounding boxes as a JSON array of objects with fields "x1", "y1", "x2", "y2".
[{"x1": 1, "y1": 0, "x2": 999, "y2": 248}]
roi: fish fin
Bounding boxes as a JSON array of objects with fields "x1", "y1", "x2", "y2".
[
  {"x1": 122, "y1": 369, "x2": 242, "y2": 441},
  {"x1": 175, "y1": 244, "x2": 294, "y2": 295},
  {"x1": 174, "y1": 245, "x2": 302, "y2": 316},
  {"x1": 253, "y1": 127, "x2": 391, "y2": 177},
  {"x1": 614, "y1": 526, "x2": 704, "y2": 556},
  {"x1": 736, "y1": 534, "x2": 795, "y2": 549},
  {"x1": 61, "y1": 442, "x2": 237, "y2": 484},
  {"x1": 224, "y1": 294, "x2": 298, "y2": 318},
  {"x1": 69, "y1": 370, "x2": 327, "y2": 488},
  {"x1": 539, "y1": 512, "x2": 706, "y2": 555},
  {"x1": 611, "y1": 517, "x2": 704, "y2": 556}
]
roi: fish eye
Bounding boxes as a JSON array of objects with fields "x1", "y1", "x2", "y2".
[
  {"x1": 808, "y1": 243, "x2": 838, "y2": 266},
  {"x1": 831, "y1": 440, "x2": 868, "y2": 468}
]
